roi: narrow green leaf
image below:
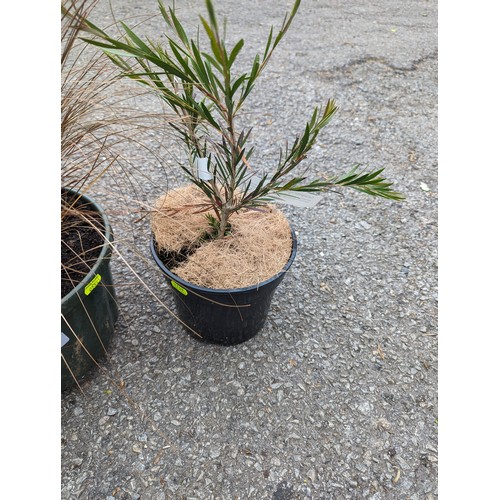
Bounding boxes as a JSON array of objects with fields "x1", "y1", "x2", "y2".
[
  {"x1": 158, "y1": 0, "x2": 173, "y2": 28},
  {"x1": 198, "y1": 101, "x2": 221, "y2": 130},
  {"x1": 205, "y1": 0, "x2": 218, "y2": 31},
  {"x1": 200, "y1": 17, "x2": 224, "y2": 64},
  {"x1": 230, "y1": 73, "x2": 247, "y2": 97},
  {"x1": 310, "y1": 107, "x2": 318, "y2": 128},
  {"x1": 229, "y1": 39, "x2": 244, "y2": 66},
  {"x1": 290, "y1": 0, "x2": 302, "y2": 18},
  {"x1": 101, "y1": 48, "x2": 136, "y2": 58},
  {"x1": 202, "y1": 52, "x2": 223, "y2": 72},
  {"x1": 169, "y1": 7, "x2": 189, "y2": 46},
  {"x1": 263, "y1": 26, "x2": 274, "y2": 59},
  {"x1": 120, "y1": 22, "x2": 155, "y2": 54},
  {"x1": 279, "y1": 177, "x2": 305, "y2": 191},
  {"x1": 250, "y1": 54, "x2": 260, "y2": 80},
  {"x1": 190, "y1": 40, "x2": 212, "y2": 87},
  {"x1": 168, "y1": 40, "x2": 195, "y2": 78},
  {"x1": 84, "y1": 36, "x2": 189, "y2": 80}
]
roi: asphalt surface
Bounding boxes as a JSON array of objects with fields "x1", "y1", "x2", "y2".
[{"x1": 61, "y1": 0, "x2": 438, "y2": 498}]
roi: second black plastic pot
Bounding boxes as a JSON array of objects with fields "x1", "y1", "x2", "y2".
[
  {"x1": 150, "y1": 228, "x2": 297, "y2": 345},
  {"x1": 61, "y1": 189, "x2": 119, "y2": 390}
]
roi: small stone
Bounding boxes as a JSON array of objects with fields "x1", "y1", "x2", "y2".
[
  {"x1": 132, "y1": 462, "x2": 145, "y2": 473},
  {"x1": 307, "y1": 469, "x2": 316, "y2": 482},
  {"x1": 98, "y1": 416, "x2": 110, "y2": 426},
  {"x1": 132, "y1": 443, "x2": 142, "y2": 453},
  {"x1": 73, "y1": 407, "x2": 83, "y2": 417},
  {"x1": 377, "y1": 417, "x2": 392, "y2": 430},
  {"x1": 107, "y1": 408, "x2": 118, "y2": 416},
  {"x1": 358, "y1": 401, "x2": 372, "y2": 415}
]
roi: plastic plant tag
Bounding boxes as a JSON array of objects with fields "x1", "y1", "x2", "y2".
[
  {"x1": 171, "y1": 280, "x2": 188, "y2": 296},
  {"x1": 196, "y1": 157, "x2": 213, "y2": 181},
  {"x1": 84, "y1": 273, "x2": 102, "y2": 295},
  {"x1": 61, "y1": 332, "x2": 70, "y2": 348},
  {"x1": 245, "y1": 174, "x2": 322, "y2": 208},
  {"x1": 268, "y1": 191, "x2": 323, "y2": 208}
]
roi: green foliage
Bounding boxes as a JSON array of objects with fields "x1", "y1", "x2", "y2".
[
  {"x1": 82, "y1": 0, "x2": 404, "y2": 237},
  {"x1": 204, "y1": 213, "x2": 231, "y2": 239}
]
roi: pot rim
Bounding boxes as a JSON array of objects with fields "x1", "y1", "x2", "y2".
[
  {"x1": 61, "y1": 188, "x2": 114, "y2": 304},
  {"x1": 150, "y1": 225, "x2": 297, "y2": 295}
]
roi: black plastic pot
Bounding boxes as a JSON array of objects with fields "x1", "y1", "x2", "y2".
[
  {"x1": 150, "y1": 227, "x2": 297, "y2": 345},
  {"x1": 61, "y1": 189, "x2": 118, "y2": 390}
]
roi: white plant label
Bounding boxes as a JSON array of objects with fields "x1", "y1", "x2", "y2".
[
  {"x1": 246, "y1": 174, "x2": 322, "y2": 208},
  {"x1": 196, "y1": 157, "x2": 213, "y2": 181},
  {"x1": 268, "y1": 190, "x2": 323, "y2": 208}
]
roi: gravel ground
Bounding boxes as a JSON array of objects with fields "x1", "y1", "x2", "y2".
[{"x1": 61, "y1": 0, "x2": 438, "y2": 498}]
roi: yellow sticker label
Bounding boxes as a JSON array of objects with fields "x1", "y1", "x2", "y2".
[
  {"x1": 171, "y1": 280, "x2": 188, "y2": 296},
  {"x1": 84, "y1": 274, "x2": 102, "y2": 296}
]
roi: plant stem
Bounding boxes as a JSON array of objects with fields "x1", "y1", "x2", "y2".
[{"x1": 217, "y1": 206, "x2": 230, "y2": 238}]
